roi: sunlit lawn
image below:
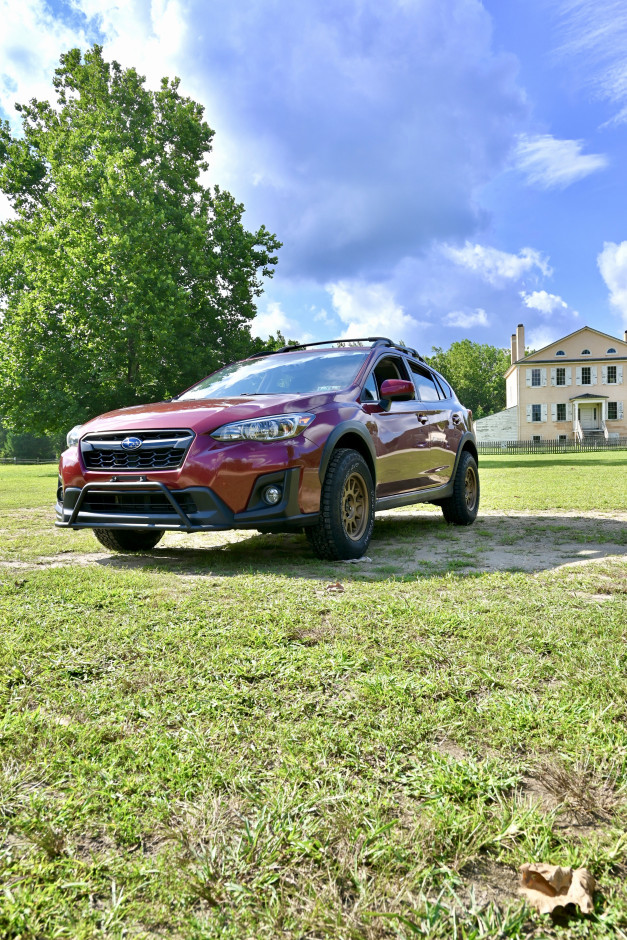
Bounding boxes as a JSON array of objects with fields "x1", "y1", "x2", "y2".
[{"x1": 0, "y1": 455, "x2": 626, "y2": 938}]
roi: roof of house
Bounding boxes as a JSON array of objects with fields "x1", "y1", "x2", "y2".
[{"x1": 505, "y1": 325, "x2": 627, "y2": 378}]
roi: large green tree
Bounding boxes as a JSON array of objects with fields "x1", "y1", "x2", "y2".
[
  {"x1": 427, "y1": 339, "x2": 511, "y2": 418},
  {"x1": 0, "y1": 46, "x2": 280, "y2": 435}
]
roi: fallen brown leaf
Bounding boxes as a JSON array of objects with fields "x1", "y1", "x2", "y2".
[
  {"x1": 325, "y1": 581, "x2": 345, "y2": 594},
  {"x1": 519, "y1": 863, "x2": 595, "y2": 915}
]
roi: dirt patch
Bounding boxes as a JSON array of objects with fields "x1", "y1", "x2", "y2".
[
  {"x1": 459, "y1": 856, "x2": 520, "y2": 907},
  {"x1": 1, "y1": 509, "x2": 626, "y2": 579},
  {"x1": 432, "y1": 739, "x2": 468, "y2": 761}
]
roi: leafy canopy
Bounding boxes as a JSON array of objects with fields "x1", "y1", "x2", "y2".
[
  {"x1": 0, "y1": 46, "x2": 281, "y2": 435},
  {"x1": 427, "y1": 339, "x2": 511, "y2": 418}
]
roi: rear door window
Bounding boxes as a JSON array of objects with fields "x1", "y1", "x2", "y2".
[{"x1": 409, "y1": 363, "x2": 441, "y2": 401}]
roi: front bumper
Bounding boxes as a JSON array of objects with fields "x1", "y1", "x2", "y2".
[{"x1": 55, "y1": 468, "x2": 317, "y2": 532}]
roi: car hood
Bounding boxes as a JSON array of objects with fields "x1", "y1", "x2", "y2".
[{"x1": 79, "y1": 392, "x2": 348, "y2": 437}]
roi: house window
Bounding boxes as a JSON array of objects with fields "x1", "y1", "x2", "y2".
[
  {"x1": 608, "y1": 402, "x2": 618, "y2": 420},
  {"x1": 531, "y1": 368, "x2": 541, "y2": 387},
  {"x1": 556, "y1": 403, "x2": 566, "y2": 421},
  {"x1": 581, "y1": 366, "x2": 591, "y2": 385},
  {"x1": 607, "y1": 365, "x2": 617, "y2": 384},
  {"x1": 558, "y1": 434, "x2": 567, "y2": 442},
  {"x1": 556, "y1": 367, "x2": 566, "y2": 386},
  {"x1": 555, "y1": 350, "x2": 565, "y2": 356},
  {"x1": 532, "y1": 435, "x2": 541, "y2": 442},
  {"x1": 532, "y1": 404, "x2": 542, "y2": 422},
  {"x1": 581, "y1": 349, "x2": 591, "y2": 355},
  {"x1": 607, "y1": 348, "x2": 617, "y2": 354}
]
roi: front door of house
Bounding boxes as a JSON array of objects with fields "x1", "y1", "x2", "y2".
[{"x1": 580, "y1": 405, "x2": 599, "y2": 429}]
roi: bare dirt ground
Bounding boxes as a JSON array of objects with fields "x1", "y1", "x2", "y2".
[{"x1": 2, "y1": 508, "x2": 625, "y2": 579}]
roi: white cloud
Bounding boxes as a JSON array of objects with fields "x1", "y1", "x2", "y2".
[
  {"x1": 327, "y1": 281, "x2": 419, "y2": 340},
  {"x1": 444, "y1": 242, "x2": 551, "y2": 286},
  {"x1": 443, "y1": 308, "x2": 489, "y2": 328},
  {"x1": 71, "y1": 0, "x2": 189, "y2": 90},
  {"x1": 0, "y1": 0, "x2": 88, "y2": 131},
  {"x1": 555, "y1": 0, "x2": 627, "y2": 123},
  {"x1": 251, "y1": 302, "x2": 313, "y2": 342},
  {"x1": 175, "y1": 0, "x2": 527, "y2": 280},
  {"x1": 313, "y1": 308, "x2": 335, "y2": 327},
  {"x1": 0, "y1": 192, "x2": 16, "y2": 224},
  {"x1": 514, "y1": 134, "x2": 607, "y2": 189},
  {"x1": 527, "y1": 326, "x2": 560, "y2": 351},
  {"x1": 520, "y1": 289, "x2": 570, "y2": 316},
  {"x1": 598, "y1": 240, "x2": 627, "y2": 323}
]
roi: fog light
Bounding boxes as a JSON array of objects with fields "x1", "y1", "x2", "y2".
[{"x1": 263, "y1": 485, "x2": 282, "y2": 505}]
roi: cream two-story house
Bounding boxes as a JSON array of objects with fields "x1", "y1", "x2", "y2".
[{"x1": 475, "y1": 324, "x2": 627, "y2": 442}]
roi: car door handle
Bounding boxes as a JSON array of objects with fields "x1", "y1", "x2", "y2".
[{"x1": 417, "y1": 414, "x2": 429, "y2": 425}]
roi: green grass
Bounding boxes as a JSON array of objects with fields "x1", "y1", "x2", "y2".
[
  {"x1": 477, "y1": 452, "x2": 627, "y2": 511},
  {"x1": 0, "y1": 456, "x2": 626, "y2": 938}
]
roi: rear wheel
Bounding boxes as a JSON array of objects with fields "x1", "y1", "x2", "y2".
[
  {"x1": 306, "y1": 449, "x2": 375, "y2": 560},
  {"x1": 93, "y1": 528, "x2": 164, "y2": 552},
  {"x1": 439, "y1": 451, "x2": 479, "y2": 525}
]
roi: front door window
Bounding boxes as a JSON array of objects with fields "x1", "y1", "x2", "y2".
[{"x1": 361, "y1": 356, "x2": 434, "y2": 496}]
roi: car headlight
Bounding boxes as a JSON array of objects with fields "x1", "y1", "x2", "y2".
[
  {"x1": 66, "y1": 425, "x2": 83, "y2": 448},
  {"x1": 211, "y1": 413, "x2": 315, "y2": 442}
]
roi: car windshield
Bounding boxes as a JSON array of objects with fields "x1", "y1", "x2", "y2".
[{"x1": 177, "y1": 349, "x2": 370, "y2": 400}]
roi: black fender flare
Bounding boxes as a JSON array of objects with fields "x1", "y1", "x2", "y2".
[
  {"x1": 318, "y1": 421, "x2": 377, "y2": 484},
  {"x1": 451, "y1": 432, "x2": 478, "y2": 476}
]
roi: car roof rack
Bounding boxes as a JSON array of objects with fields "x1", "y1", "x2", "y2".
[{"x1": 248, "y1": 337, "x2": 425, "y2": 362}]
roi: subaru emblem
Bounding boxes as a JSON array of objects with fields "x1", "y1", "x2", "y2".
[{"x1": 121, "y1": 436, "x2": 142, "y2": 451}]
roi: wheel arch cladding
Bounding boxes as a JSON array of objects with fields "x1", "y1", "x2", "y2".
[
  {"x1": 461, "y1": 438, "x2": 478, "y2": 464},
  {"x1": 319, "y1": 424, "x2": 377, "y2": 486}
]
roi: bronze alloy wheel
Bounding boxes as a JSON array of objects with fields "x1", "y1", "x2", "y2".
[
  {"x1": 342, "y1": 471, "x2": 369, "y2": 540},
  {"x1": 464, "y1": 464, "x2": 478, "y2": 512}
]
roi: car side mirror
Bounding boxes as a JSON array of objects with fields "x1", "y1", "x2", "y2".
[{"x1": 379, "y1": 379, "x2": 415, "y2": 404}]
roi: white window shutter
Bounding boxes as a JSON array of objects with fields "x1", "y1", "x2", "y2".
[
  {"x1": 526, "y1": 404, "x2": 532, "y2": 422},
  {"x1": 526, "y1": 369, "x2": 532, "y2": 387},
  {"x1": 566, "y1": 402, "x2": 572, "y2": 421},
  {"x1": 551, "y1": 403, "x2": 557, "y2": 420},
  {"x1": 619, "y1": 401, "x2": 624, "y2": 419},
  {"x1": 618, "y1": 366, "x2": 624, "y2": 384},
  {"x1": 576, "y1": 366, "x2": 582, "y2": 385},
  {"x1": 541, "y1": 404, "x2": 548, "y2": 422},
  {"x1": 541, "y1": 368, "x2": 547, "y2": 387},
  {"x1": 566, "y1": 367, "x2": 572, "y2": 386},
  {"x1": 550, "y1": 367, "x2": 556, "y2": 386},
  {"x1": 592, "y1": 366, "x2": 597, "y2": 385},
  {"x1": 602, "y1": 365, "x2": 607, "y2": 384}
]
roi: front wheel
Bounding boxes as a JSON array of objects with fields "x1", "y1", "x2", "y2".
[
  {"x1": 93, "y1": 528, "x2": 164, "y2": 552},
  {"x1": 306, "y1": 449, "x2": 375, "y2": 560},
  {"x1": 439, "y1": 451, "x2": 479, "y2": 526}
]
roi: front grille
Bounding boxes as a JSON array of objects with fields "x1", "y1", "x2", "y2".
[
  {"x1": 81, "y1": 429, "x2": 194, "y2": 471},
  {"x1": 81, "y1": 491, "x2": 197, "y2": 516}
]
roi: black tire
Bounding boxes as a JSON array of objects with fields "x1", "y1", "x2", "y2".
[
  {"x1": 439, "y1": 451, "x2": 480, "y2": 526},
  {"x1": 306, "y1": 449, "x2": 375, "y2": 560},
  {"x1": 93, "y1": 528, "x2": 164, "y2": 552}
]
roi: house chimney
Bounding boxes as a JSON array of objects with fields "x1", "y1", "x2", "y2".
[
  {"x1": 516, "y1": 323, "x2": 525, "y2": 359},
  {"x1": 624, "y1": 329, "x2": 627, "y2": 342},
  {"x1": 511, "y1": 333, "x2": 517, "y2": 364}
]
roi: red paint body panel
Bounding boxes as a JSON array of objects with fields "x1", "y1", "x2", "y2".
[{"x1": 57, "y1": 345, "x2": 476, "y2": 530}]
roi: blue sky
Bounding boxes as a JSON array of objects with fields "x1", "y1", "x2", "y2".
[{"x1": 2, "y1": 0, "x2": 627, "y2": 354}]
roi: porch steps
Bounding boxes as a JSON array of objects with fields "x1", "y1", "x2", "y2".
[{"x1": 582, "y1": 429, "x2": 605, "y2": 441}]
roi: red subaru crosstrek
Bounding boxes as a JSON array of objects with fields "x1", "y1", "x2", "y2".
[{"x1": 56, "y1": 337, "x2": 479, "y2": 559}]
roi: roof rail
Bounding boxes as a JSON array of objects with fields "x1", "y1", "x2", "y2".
[{"x1": 249, "y1": 337, "x2": 425, "y2": 361}]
